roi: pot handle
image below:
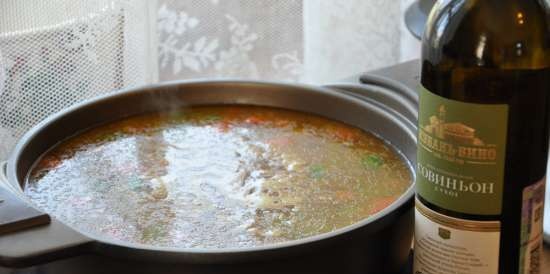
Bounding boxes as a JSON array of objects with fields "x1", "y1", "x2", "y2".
[
  {"x1": 0, "y1": 161, "x2": 92, "y2": 267},
  {"x1": 359, "y1": 59, "x2": 421, "y2": 103},
  {"x1": 323, "y1": 82, "x2": 418, "y2": 127}
]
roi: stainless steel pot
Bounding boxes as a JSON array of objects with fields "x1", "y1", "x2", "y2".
[{"x1": 0, "y1": 80, "x2": 417, "y2": 274}]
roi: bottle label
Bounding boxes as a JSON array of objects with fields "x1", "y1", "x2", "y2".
[
  {"x1": 518, "y1": 178, "x2": 545, "y2": 274},
  {"x1": 417, "y1": 87, "x2": 509, "y2": 215},
  {"x1": 414, "y1": 199, "x2": 501, "y2": 274}
]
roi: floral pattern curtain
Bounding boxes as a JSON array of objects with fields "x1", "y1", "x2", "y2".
[
  {"x1": 0, "y1": 0, "x2": 417, "y2": 160},
  {"x1": 156, "y1": 0, "x2": 408, "y2": 83}
]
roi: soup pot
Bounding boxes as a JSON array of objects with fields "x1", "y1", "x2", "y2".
[{"x1": 0, "y1": 80, "x2": 417, "y2": 274}]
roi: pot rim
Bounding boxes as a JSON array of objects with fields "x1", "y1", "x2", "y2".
[{"x1": 6, "y1": 79, "x2": 416, "y2": 256}]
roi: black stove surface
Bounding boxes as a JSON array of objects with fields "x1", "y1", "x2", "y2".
[{"x1": 0, "y1": 253, "x2": 413, "y2": 274}]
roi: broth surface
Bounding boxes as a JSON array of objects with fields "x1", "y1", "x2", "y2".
[{"x1": 26, "y1": 106, "x2": 411, "y2": 248}]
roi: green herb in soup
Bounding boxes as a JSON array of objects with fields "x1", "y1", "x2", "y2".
[{"x1": 26, "y1": 106, "x2": 412, "y2": 248}]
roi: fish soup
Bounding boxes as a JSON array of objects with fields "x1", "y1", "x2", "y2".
[{"x1": 26, "y1": 106, "x2": 412, "y2": 248}]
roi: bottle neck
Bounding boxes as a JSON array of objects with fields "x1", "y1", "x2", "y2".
[{"x1": 424, "y1": 0, "x2": 550, "y2": 69}]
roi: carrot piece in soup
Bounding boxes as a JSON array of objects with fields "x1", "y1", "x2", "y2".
[
  {"x1": 369, "y1": 196, "x2": 396, "y2": 215},
  {"x1": 245, "y1": 115, "x2": 266, "y2": 125},
  {"x1": 334, "y1": 126, "x2": 360, "y2": 142},
  {"x1": 120, "y1": 120, "x2": 157, "y2": 134},
  {"x1": 40, "y1": 155, "x2": 62, "y2": 170},
  {"x1": 274, "y1": 119, "x2": 291, "y2": 127},
  {"x1": 216, "y1": 120, "x2": 231, "y2": 133},
  {"x1": 224, "y1": 107, "x2": 242, "y2": 119}
]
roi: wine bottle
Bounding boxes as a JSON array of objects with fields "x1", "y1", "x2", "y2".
[{"x1": 414, "y1": 1, "x2": 550, "y2": 274}]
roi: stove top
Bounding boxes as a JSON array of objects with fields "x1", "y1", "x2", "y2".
[{"x1": 1, "y1": 253, "x2": 413, "y2": 274}]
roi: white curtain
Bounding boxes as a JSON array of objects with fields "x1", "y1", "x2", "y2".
[
  {"x1": 156, "y1": 0, "x2": 420, "y2": 83},
  {"x1": 0, "y1": 0, "x2": 420, "y2": 160}
]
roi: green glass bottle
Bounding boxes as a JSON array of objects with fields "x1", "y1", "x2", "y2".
[{"x1": 414, "y1": 1, "x2": 550, "y2": 273}]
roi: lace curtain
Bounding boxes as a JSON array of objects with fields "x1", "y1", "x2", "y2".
[
  {"x1": 0, "y1": 0, "x2": 420, "y2": 160},
  {"x1": 157, "y1": 0, "x2": 410, "y2": 83}
]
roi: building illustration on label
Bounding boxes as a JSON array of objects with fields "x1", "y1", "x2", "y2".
[
  {"x1": 423, "y1": 106, "x2": 484, "y2": 146},
  {"x1": 419, "y1": 105, "x2": 497, "y2": 164}
]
